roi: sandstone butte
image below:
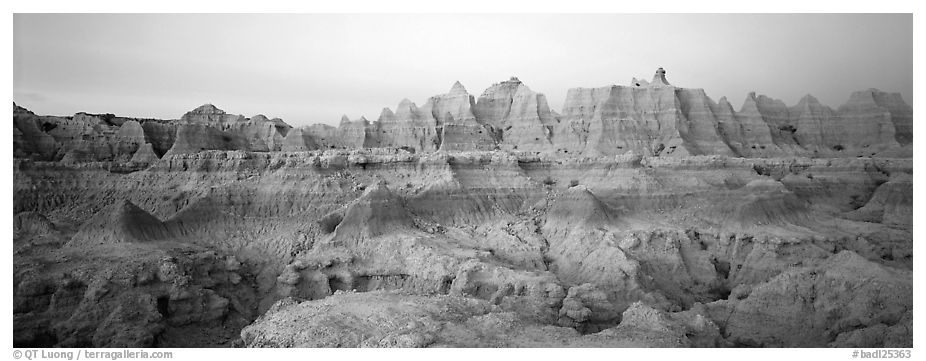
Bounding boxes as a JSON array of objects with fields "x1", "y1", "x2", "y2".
[{"x1": 13, "y1": 68, "x2": 912, "y2": 348}]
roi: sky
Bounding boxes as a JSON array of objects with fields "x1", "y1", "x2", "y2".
[{"x1": 13, "y1": 13, "x2": 913, "y2": 126}]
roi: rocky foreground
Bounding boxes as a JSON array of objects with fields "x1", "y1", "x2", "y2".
[{"x1": 12, "y1": 69, "x2": 912, "y2": 347}]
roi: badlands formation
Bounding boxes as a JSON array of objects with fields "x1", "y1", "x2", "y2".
[{"x1": 13, "y1": 68, "x2": 913, "y2": 348}]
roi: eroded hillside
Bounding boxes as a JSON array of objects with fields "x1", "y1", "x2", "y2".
[{"x1": 12, "y1": 69, "x2": 913, "y2": 348}]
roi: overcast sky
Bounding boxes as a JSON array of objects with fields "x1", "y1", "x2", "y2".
[{"x1": 14, "y1": 13, "x2": 913, "y2": 126}]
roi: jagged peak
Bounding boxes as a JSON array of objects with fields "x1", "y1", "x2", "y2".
[
  {"x1": 755, "y1": 93, "x2": 788, "y2": 107},
  {"x1": 190, "y1": 103, "x2": 225, "y2": 114},
  {"x1": 339, "y1": 116, "x2": 370, "y2": 128},
  {"x1": 98, "y1": 199, "x2": 164, "y2": 229},
  {"x1": 270, "y1": 117, "x2": 290, "y2": 129},
  {"x1": 799, "y1": 94, "x2": 819, "y2": 103},
  {"x1": 131, "y1": 143, "x2": 160, "y2": 162},
  {"x1": 795, "y1": 94, "x2": 826, "y2": 110},
  {"x1": 340, "y1": 115, "x2": 351, "y2": 124},
  {"x1": 395, "y1": 99, "x2": 419, "y2": 119},
  {"x1": 480, "y1": 78, "x2": 521, "y2": 98},
  {"x1": 651, "y1": 67, "x2": 671, "y2": 86},
  {"x1": 631, "y1": 77, "x2": 650, "y2": 87},
  {"x1": 512, "y1": 81, "x2": 538, "y2": 97},
  {"x1": 792, "y1": 94, "x2": 833, "y2": 117},
  {"x1": 356, "y1": 116, "x2": 370, "y2": 125},
  {"x1": 448, "y1": 81, "x2": 468, "y2": 95},
  {"x1": 397, "y1": 98, "x2": 415, "y2": 108},
  {"x1": 14, "y1": 102, "x2": 34, "y2": 115},
  {"x1": 738, "y1": 92, "x2": 761, "y2": 113},
  {"x1": 735, "y1": 92, "x2": 790, "y2": 117},
  {"x1": 379, "y1": 107, "x2": 395, "y2": 118}
]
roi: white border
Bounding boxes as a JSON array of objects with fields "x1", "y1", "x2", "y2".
[{"x1": 4, "y1": 1, "x2": 922, "y2": 360}]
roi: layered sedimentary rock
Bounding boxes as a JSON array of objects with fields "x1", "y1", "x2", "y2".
[
  {"x1": 13, "y1": 103, "x2": 178, "y2": 162},
  {"x1": 338, "y1": 116, "x2": 376, "y2": 149},
  {"x1": 14, "y1": 227, "x2": 258, "y2": 347},
  {"x1": 705, "y1": 251, "x2": 912, "y2": 347},
  {"x1": 551, "y1": 69, "x2": 910, "y2": 158},
  {"x1": 67, "y1": 200, "x2": 173, "y2": 247},
  {"x1": 373, "y1": 99, "x2": 440, "y2": 152},
  {"x1": 425, "y1": 82, "x2": 497, "y2": 152},
  {"x1": 787, "y1": 95, "x2": 836, "y2": 153},
  {"x1": 475, "y1": 77, "x2": 555, "y2": 152},
  {"x1": 127, "y1": 143, "x2": 161, "y2": 169},
  {"x1": 113, "y1": 120, "x2": 147, "y2": 155},
  {"x1": 13, "y1": 68, "x2": 912, "y2": 160},
  {"x1": 241, "y1": 291, "x2": 722, "y2": 348},
  {"x1": 554, "y1": 84, "x2": 688, "y2": 156},
  {"x1": 164, "y1": 123, "x2": 250, "y2": 156},
  {"x1": 13, "y1": 103, "x2": 58, "y2": 160},
  {"x1": 165, "y1": 105, "x2": 292, "y2": 155},
  {"x1": 845, "y1": 172, "x2": 912, "y2": 229},
  {"x1": 141, "y1": 122, "x2": 178, "y2": 157},
  {"x1": 281, "y1": 127, "x2": 318, "y2": 152},
  {"x1": 675, "y1": 88, "x2": 739, "y2": 156},
  {"x1": 868, "y1": 90, "x2": 913, "y2": 145},
  {"x1": 11, "y1": 67, "x2": 914, "y2": 348},
  {"x1": 178, "y1": 103, "x2": 242, "y2": 126},
  {"x1": 49, "y1": 113, "x2": 120, "y2": 162},
  {"x1": 238, "y1": 115, "x2": 291, "y2": 151},
  {"x1": 283, "y1": 124, "x2": 345, "y2": 151},
  {"x1": 833, "y1": 90, "x2": 903, "y2": 152},
  {"x1": 14, "y1": 148, "x2": 913, "y2": 347}
]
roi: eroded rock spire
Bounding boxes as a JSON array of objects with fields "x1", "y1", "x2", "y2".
[{"x1": 651, "y1": 67, "x2": 671, "y2": 86}]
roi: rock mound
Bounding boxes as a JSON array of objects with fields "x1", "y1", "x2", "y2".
[
  {"x1": 241, "y1": 291, "x2": 722, "y2": 348},
  {"x1": 130, "y1": 143, "x2": 160, "y2": 165},
  {"x1": 67, "y1": 200, "x2": 171, "y2": 247},
  {"x1": 651, "y1": 67, "x2": 671, "y2": 86},
  {"x1": 845, "y1": 172, "x2": 912, "y2": 229},
  {"x1": 330, "y1": 182, "x2": 414, "y2": 242},
  {"x1": 14, "y1": 242, "x2": 257, "y2": 347},
  {"x1": 727, "y1": 179, "x2": 810, "y2": 228},
  {"x1": 575, "y1": 302, "x2": 723, "y2": 347},
  {"x1": 14, "y1": 211, "x2": 58, "y2": 236},
  {"x1": 546, "y1": 186, "x2": 615, "y2": 228},
  {"x1": 707, "y1": 250, "x2": 912, "y2": 347}
]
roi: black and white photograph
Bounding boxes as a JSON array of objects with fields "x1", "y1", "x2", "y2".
[{"x1": 7, "y1": 2, "x2": 920, "y2": 357}]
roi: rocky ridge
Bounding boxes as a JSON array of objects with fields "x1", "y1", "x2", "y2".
[{"x1": 14, "y1": 68, "x2": 912, "y2": 163}]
